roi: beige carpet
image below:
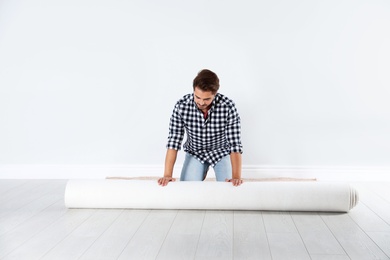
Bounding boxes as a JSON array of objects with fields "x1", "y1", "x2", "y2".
[{"x1": 106, "y1": 176, "x2": 317, "y2": 182}]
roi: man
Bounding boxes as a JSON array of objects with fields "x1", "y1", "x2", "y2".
[{"x1": 158, "y1": 69, "x2": 243, "y2": 186}]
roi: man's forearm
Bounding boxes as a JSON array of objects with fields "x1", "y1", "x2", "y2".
[
  {"x1": 164, "y1": 149, "x2": 178, "y2": 177},
  {"x1": 230, "y1": 152, "x2": 242, "y2": 179}
]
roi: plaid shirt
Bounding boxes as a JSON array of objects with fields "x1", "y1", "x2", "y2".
[{"x1": 166, "y1": 93, "x2": 243, "y2": 166}]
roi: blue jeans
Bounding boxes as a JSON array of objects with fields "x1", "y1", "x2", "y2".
[{"x1": 180, "y1": 153, "x2": 232, "y2": 181}]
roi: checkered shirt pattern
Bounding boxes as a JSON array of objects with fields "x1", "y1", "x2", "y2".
[{"x1": 166, "y1": 93, "x2": 243, "y2": 166}]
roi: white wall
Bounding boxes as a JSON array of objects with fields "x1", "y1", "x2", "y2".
[{"x1": 1, "y1": 0, "x2": 390, "y2": 178}]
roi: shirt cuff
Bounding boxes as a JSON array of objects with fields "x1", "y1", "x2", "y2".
[
  {"x1": 166, "y1": 144, "x2": 181, "y2": 150},
  {"x1": 230, "y1": 145, "x2": 243, "y2": 154}
]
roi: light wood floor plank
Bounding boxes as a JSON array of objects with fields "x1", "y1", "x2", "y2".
[
  {"x1": 157, "y1": 210, "x2": 205, "y2": 260},
  {"x1": 0, "y1": 180, "x2": 53, "y2": 218},
  {"x1": 117, "y1": 210, "x2": 177, "y2": 260},
  {"x1": 0, "y1": 180, "x2": 42, "y2": 199},
  {"x1": 2, "y1": 209, "x2": 97, "y2": 260},
  {"x1": 262, "y1": 211, "x2": 310, "y2": 260},
  {"x1": 0, "y1": 199, "x2": 66, "y2": 258},
  {"x1": 0, "y1": 180, "x2": 28, "y2": 195},
  {"x1": 310, "y1": 255, "x2": 351, "y2": 260},
  {"x1": 267, "y1": 232, "x2": 311, "y2": 260},
  {"x1": 291, "y1": 212, "x2": 346, "y2": 255},
  {"x1": 78, "y1": 209, "x2": 151, "y2": 260},
  {"x1": 233, "y1": 211, "x2": 272, "y2": 260},
  {"x1": 0, "y1": 181, "x2": 65, "y2": 237},
  {"x1": 348, "y1": 202, "x2": 390, "y2": 232},
  {"x1": 40, "y1": 209, "x2": 123, "y2": 260},
  {"x1": 321, "y1": 213, "x2": 390, "y2": 260},
  {"x1": 352, "y1": 183, "x2": 390, "y2": 225},
  {"x1": 366, "y1": 232, "x2": 390, "y2": 258},
  {"x1": 362, "y1": 182, "x2": 390, "y2": 203},
  {"x1": 194, "y1": 210, "x2": 234, "y2": 260},
  {"x1": 262, "y1": 211, "x2": 297, "y2": 232}
]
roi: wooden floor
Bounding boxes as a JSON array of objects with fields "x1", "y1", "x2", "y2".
[{"x1": 0, "y1": 180, "x2": 389, "y2": 260}]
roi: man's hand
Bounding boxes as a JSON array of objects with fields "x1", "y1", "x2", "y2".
[
  {"x1": 158, "y1": 177, "x2": 176, "y2": 186},
  {"x1": 225, "y1": 178, "x2": 243, "y2": 186}
]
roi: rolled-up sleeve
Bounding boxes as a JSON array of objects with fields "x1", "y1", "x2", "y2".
[
  {"x1": 166, "y1": 104, "x2": 184, "y2": 150},
  {"x1": 226, "y1": 105, "x2": 243, "y2": 154}
]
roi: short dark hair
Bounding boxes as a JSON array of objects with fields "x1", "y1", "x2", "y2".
[{"x1": 193, "y1": 69, "x2": 220, "y2": 94}]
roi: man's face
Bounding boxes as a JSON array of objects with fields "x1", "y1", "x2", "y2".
[{"x1": 194, "y1": 87, "x2": 215, "y2": 112}]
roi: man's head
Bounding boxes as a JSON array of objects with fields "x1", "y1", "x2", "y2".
[
  {"x1": 193, "y1": 69, "x2": 220, "y2": 94},
  {"x1": 193, "y1": 69, "x2": 219, "y2": 112}
]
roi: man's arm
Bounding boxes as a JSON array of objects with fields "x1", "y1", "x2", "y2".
[
  {"x1": 158, "y1": 149, "x2": 178, "y2": 186},
  {"x1": 225, "y1": 102, "x2": 243, "y2": 186},
  {"x1": 160, "y1": 101, "x2": 184, "y2": 186},
  {"x1": 226, "y1": 152, "x2": 243, "y2": 186}
]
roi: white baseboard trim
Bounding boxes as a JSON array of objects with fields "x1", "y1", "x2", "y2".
[{"x1": 0, "y1": 164, "x2": 389, "y2": 182}]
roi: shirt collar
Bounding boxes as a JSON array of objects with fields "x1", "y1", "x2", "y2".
[{"x1": 192, "y1": 93, "x2": 219, "y2": 113}]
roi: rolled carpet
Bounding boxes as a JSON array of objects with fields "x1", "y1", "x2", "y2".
[{"x1": 64, "y1": 180, "x2": 359, "y2": 212}]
